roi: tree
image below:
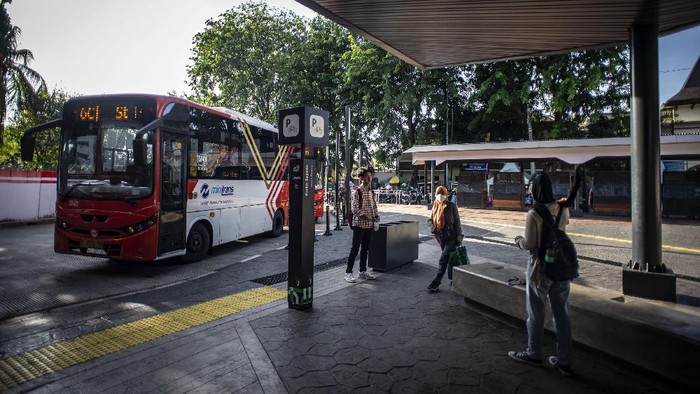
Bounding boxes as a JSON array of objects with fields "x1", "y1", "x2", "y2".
[
  {"x1": 467, "y1": 47, "x2": 630, "y2": 142},
  {"x1": 468, "y1": 59, "x2": 534, "y2": 142},
  {"x1": 188, "y1": 4, "x2": 353, "y2": 175},
  {"x1": 342, "y1": 36, "x2": 469, "y2": 168},
  {"x1": 187, "y1": 1, "x2": 306, "y2": 123},
  {"x1": 289, "y1": 16, "x2": 351, "y2": 174},
  {"x1": 290, "y1": 16, "x2": 350, "y2": 127},
  {"x1": 187, "y1": 1, "x2": 632, "y2": 171},
  {"x1": 0, "y1": 87, "x2": 71, "y2": 169},
  {"x1": 537, "y1": 47, "x2": 630, "y2": 138},
  {"x1": 0, "y1": 0, "x2": 47, "y2": 143}
]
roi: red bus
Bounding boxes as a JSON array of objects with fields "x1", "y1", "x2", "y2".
[{"x1": 21, "y1": 94, "x2": 324, "y2": 262}]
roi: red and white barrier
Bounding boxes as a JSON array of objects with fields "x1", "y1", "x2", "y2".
[{"x1": 0, "y1": 170, "x2": 56, "y2": 222}]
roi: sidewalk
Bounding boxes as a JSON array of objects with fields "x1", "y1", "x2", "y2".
[{"x1": 7, "y1": 241, "x2": 689, "y2": 393}]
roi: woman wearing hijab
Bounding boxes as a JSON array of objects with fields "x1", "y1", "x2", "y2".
[
  {"x1": 427, "y1": 185, "x2": 463, "y2": 292},
  {"x1": 508, "y1": 171, "x2": 580, "y2": 377}
]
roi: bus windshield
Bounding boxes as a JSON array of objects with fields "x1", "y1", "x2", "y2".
[{"x1": 58, "y1": 121, "x2": 154, "y2": 200}]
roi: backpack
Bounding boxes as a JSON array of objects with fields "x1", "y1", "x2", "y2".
[
  {"x1": 347, "y1": 188, "x2": 363, "y2": 229},
  {"x1": 533, "y1": 203, "x2": 579, "y2": 281}
]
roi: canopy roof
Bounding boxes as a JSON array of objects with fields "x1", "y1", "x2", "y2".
[
  {"x1": 297, "y1": 0, "x2": 700, "y2": 69},
  {"x1": 404, "y1": 135, "x2": 700, "y2": 165}
]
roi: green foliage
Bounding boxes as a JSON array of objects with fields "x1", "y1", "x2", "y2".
[
  {"x1": 187, "y1": 2, "x2": 306, "y2": 123},
  {"x1": 341, "y1": 36, "x2": 470, "y2": 165},
  {"x1": 468, "y1": 48, "x2": 630, "y2": 141},
  {"x1": 187, "y1": 1, "x2": 631, "y2": 169},
  {"x1": 1, "y1": 0, "x2": 635, "y2": 176},
  {"x1": 0, "y1": 87, "x2": 71, "y2": 169},
  {"x1": 291, "y1": 15, "x2": 351, "y2": 169},
  {"x1": 1, "y1": 0, "x2": 47, "y2": 142}
]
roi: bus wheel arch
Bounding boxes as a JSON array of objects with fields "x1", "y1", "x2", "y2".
[
  {"x1": 268, "y1": 209, "x2": 284, "y2": 238},
  {"x1": 182, "y1": 221, "x2": 211, "y2": 263}
]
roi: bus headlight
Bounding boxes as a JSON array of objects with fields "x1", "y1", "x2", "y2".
[
  {"x1": 121, "y1": 214, "x2": 158, "y2": 235},
  {"x1": 56, "y1": 217, "x2": 68, "y2": 229}
]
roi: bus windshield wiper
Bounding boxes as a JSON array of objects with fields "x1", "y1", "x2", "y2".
[
  {"x1": 61, "y1": 182, "x2": 93, "y2": 200},
  {"x1": 115, "y1": 196, "x2": 137, "y2": 207}
]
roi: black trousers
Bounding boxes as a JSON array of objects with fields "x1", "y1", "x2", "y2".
[
  {"x1": 346, "y1": 227, "x2": 373, "y2": 273},
  {"x1": 431, "y1": 238, "x2": 457, "y2": 287}
]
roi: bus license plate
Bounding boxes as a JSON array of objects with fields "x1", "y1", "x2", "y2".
[{"x1": 80, "y1": 240, "x2": 103, "y2": 249}]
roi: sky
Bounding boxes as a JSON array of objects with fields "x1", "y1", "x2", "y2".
[
  {"x1": 6, "y1": 0, "x2": 700, "y2": 104},
  {"x1": 6, "y1": 0, "x2": 315, "y2": 97}
]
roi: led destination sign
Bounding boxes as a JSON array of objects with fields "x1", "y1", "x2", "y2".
[
  {"x1": 66, "y1": 98, "x2": 155, "y2": 124},
  {"x1": 78, "y1": 105, "x2": 144, "y2": 122}
]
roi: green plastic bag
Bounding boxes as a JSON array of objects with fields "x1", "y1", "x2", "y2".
[{"x1": 448, "y1": 245, "x2": 470, "y2": 280}]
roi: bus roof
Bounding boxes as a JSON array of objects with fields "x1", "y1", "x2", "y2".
[
  {"x1": 212, "y1": 107, "x2": 278, "y2": 132},
  {"x1": 65, "y1": 93, "x2": 278, "y2": 133}
]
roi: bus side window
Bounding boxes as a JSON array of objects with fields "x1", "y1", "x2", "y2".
[
  {"x1": 257, "y1": 126, "x2": 276, "y2": 168},
  {"x1": 188, "y1": 138, "x2": 198, "y2": 177},
  {"x1": 190, "y1": 111, "x2": 242, "y2": 180},
  {"x1": 240, "y1": 124, "x2": 263, "y2": 180}
]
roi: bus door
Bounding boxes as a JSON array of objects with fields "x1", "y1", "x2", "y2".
[{"x1": 159, "y1": 132, "x2": 187, "y2": 254}]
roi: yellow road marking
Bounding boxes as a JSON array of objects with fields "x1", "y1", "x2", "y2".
[
  {"x1": 462, "y1": 219, "x2": 700, "y2": 255},
  {"x1": 0, "y1": 286, "x2": 287, "y2": 391},
  {"x1": 567, "y1": 232, "x2": 700, "y2": 254}
]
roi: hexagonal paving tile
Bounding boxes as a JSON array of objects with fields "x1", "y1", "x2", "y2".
[{"x1": 334, "y1": 347, "x2": 370, "y2": 365}]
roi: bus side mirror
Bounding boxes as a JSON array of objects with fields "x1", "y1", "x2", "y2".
[
  {"x1": 21, "y1": 135, "x2": 36, "y2": 162},
  {"x1": 133, "y1": 138, "x2": 148, "y2": 167},
  {"x1": 20, "y1": 118, "x2": 62, "y2": 162}
]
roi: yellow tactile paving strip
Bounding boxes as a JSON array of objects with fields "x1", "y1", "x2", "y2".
[
  {"x1": 0, "y1": 286, "x2": 287, "y2": 391},
  {"x1": 567, "y1": 232, "x2": 700, "y2": 254}
]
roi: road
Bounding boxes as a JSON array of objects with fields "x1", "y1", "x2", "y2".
[{"x1": 0, "y1": 205, "x2": 698, "y2": 322}]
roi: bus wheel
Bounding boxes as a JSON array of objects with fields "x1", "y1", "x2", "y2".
[
  {"x1": 268, "y1": 209, "x2": 284, "y2": 238},
  {"x1": 183, "y1": 222, "x2": 210, "y2": 263}
]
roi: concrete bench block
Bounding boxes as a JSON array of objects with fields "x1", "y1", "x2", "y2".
[{"x1": 453, "y1": 263, "x2": 700, "y2": 389}]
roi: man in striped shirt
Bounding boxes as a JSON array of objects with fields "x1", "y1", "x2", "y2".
[{"x1": 345, "y1": 167, "x2": 380, "y2": 283}]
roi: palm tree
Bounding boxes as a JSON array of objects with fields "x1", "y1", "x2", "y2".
[{"x1": 1, "y1": 0, "x2": 46, "y2": 142}]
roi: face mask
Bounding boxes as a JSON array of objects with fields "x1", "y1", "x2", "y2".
[{"x1": 436, "y1": 194, "x2": 446, "y2": 202}]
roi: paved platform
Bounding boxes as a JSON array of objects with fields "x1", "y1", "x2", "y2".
[
  {"x1": 2, "y1": 254, "x2": 692, "y2": 393},
  {"x1": 453, "y1": 262, "x2": 700, "y2": 389},
  {"x1": 1, "y1": 207, "x2": 698, "y2": 393}
]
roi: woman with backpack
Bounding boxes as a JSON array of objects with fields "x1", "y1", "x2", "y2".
[
  {"x1": 508, "y1": 171, "x2": 581, "y2": 377},
  {"x1": 427, "y1": 185, "x2": 463, "y2": 292}
]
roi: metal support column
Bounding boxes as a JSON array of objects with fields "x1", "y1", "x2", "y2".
[
  {"x1": 323, "y1": 146, "x2": 332, "y2": 236},
  {"x1": 342, "y1": 106, "x2": 352, "y2": 226},
  {"x1": 430, "y1": 161, "x2": 435, "y2": 198},
  {"x1": 334, "y1": 128, "x2": 342, "y2": 231},
  {"x1": 622, "y1": 23, "x2": 676, "y2": 302},
  {"x1": 423, "y1": 163, "x2": 428, "y2": 195},
  {"x1": 630, "y1": 23, "x2": 662, "y2": 270}
]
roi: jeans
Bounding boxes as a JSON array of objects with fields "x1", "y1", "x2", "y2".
[
  {"x1": 347, "y1": 227, "x2": 373, "y2": 273},
  {"x1": 430, "y1": 238, "x2": 457, "y2": 287},
  {"x1": 525, "y1": 257, "x2": 573, "y2": 365}
]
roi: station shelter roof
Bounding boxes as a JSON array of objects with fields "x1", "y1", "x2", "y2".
[
  {"x1": 404, "y1": 135, "x2": 700, "y2": 166},
  {"x1": 297, "y1": 0, "x2": 700, "y2": 70}
]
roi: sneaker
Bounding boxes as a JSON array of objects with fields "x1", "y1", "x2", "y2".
[
  {"x1": 344, "y1": 273, "x2": 356, "y2": 283},
  {"x1": 427, "y1": 283, "x2": 439, "y2": 292},
  {"x1": 358, "y1": 271, "x2": 376, "y2": 280},
  {"x1": 507, "y1": 351, "x2": 542, "y2": 367},
  {"x1": 548, "y1": 356, "x2": 574, "y2": 377}
]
